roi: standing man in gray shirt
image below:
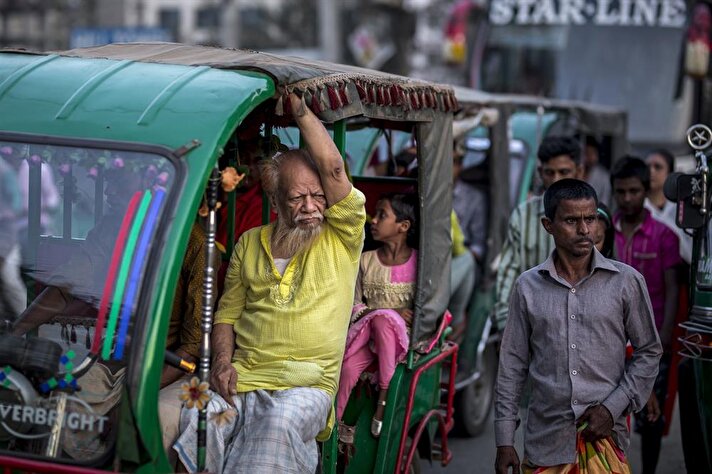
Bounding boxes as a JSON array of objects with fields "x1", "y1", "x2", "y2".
[{"x1": 494, "y1": 179, "x2": 662, "y2": 473}]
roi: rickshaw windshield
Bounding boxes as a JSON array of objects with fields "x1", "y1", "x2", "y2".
[{"x1": 0, "y1": 137, "x2": 177, "y2": 464}]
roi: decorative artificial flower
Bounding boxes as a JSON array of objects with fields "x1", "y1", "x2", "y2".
[
  {"x1": 221, "y1": 166, "x2": 245, "y2": 193},
  {"x1": 209, "y1": 408, "x2": 237, "y2": 427},
  {"x1": 179, "y1": 376, "x2": 211, "y2": 410},
  {"x1": 156, "y1": 171, "x2": 169, "y2": 186},
  {"x1": 198, "y1": 201, "x2": 222, "y2": 217},
  {"x1": 144, "y1": 164, "x2": 158, "y2": 181},
  {"x1": 58, "y1": 163, "x2": 71, "y2": 176}
]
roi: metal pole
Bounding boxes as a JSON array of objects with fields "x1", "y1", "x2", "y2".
[
  {"x1": 220, "y1": 0, "x2": 240, "y2": 48},
  {"x1": 197, "y1": 167, "x2": 220, "y2": 471},
  {"x1": 318, "y1": 0, "x2": 341, "y2": 62}
]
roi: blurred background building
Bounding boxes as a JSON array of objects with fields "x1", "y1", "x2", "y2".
[{"x1": 0, "y1": 0, "x2": 708, "y2": 152}]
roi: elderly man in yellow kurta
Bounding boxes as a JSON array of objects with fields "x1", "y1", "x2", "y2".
[{"x1": 173, "y1": 94, "x2": 366, "y2": 474}]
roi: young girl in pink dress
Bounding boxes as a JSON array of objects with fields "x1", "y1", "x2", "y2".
[{"x1": 336, "y1": 193, "x2": 418, "y2": 438}]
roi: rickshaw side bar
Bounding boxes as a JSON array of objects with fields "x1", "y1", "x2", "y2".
[
  {"x1": 94, "y1": 166, "x2": 104, "y2": 224},
  {"x1": 62, "y1": 165, "x2": 74, "y2": 242},
  {"x1": 0, "y1": 455, "x2": 107, "y2": 474},
  {"x1": 262, "y1": 125, "x2": 273, "y2": 226},
  {"x1": 27, "y1": 160, "x2": 41, "y2": 264},
  {"x1": 198, "y1": 167, "x2": 221, "y2": 471},
  {"x1": 333, "y1": 120, "x2": 346, "y2": 161},
  {"x1": 226, "y1": 135, "x2": 238, "y2": 259},
  {"x1": 394, "y1": 342, "x2": 458, "y2": 472}
]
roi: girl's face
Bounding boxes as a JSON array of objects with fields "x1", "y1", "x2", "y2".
[
  {"x1": 646, "y1": 153, "x2": 670, "y2": 192},
  {"x1": 371, "y1": 199, "x2": 409, "y2": 243}
]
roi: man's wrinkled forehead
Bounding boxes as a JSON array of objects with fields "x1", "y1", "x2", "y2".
[
  {"x1": 280, "y1": 159, "x2": 321, "y2": 187},
  {"x1": 555, "y1": 198, "x2": 597, "y2": 218}
]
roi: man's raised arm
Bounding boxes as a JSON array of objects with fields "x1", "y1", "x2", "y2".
[{"x1": 288, "y1": 93, "x2": 351, "y2": 206}]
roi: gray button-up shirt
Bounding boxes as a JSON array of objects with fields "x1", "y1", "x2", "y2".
[{"x1": 494, "y1": 249, "x2": 662, "y2": 466}]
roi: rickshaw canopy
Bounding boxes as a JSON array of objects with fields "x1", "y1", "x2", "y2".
[{"x1": 0, "y1": 42, "x2": 455, "y2": 354}]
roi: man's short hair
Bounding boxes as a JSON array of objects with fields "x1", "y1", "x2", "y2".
[
  {"x1": 544, "y1": 179, "x2": 598, "y2": 220},
  {"x1": 259, "y1": 149, "x2": 318, "y2": 199},
  {"x1": 610, "y1": 155, "x2": 650, "y2": 191},
  {"x1": 537, "y1": 136, "x2": 581, "y2": 165}
]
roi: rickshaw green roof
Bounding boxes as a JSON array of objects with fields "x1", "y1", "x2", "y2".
[
  {"x1": 453, "y1": 85, "x2": 627, "y2": 136},
  {"x1": 0, "y1": 50, "x2": 275, "y2": 154}
]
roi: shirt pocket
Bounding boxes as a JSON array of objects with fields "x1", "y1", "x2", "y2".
[{"x1": 633, "y1": 252, "x2": 658, "y2": 260}]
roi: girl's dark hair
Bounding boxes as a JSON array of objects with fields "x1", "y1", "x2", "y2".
[
  {"x1": 380, "y1": 192, "x2": 419, "y2": 247},
  {"x1": 596, "y1": 202, "x2": 615, "y2": 258},
  {"x1": 647, "y1": 148, "x2": 675, "y2": 174}
]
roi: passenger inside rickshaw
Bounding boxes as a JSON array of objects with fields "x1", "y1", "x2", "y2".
[
  {"x1": 337, "y1": 192, "x2": 419, "y2": 442},
  {"x1": 1, "y1": 144, "x2": 178, "y2": 463}
]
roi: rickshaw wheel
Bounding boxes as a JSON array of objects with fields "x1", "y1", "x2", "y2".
[{"x1": 454, "y1": 342, "x2": 497, "y2": 437}]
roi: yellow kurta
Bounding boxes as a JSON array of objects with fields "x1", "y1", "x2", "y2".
[{"x1": 215, "y1": 187, "x2": 366, "y2": 409}]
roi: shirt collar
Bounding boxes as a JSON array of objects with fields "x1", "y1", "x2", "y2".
[
  {"x1": 538, "y1": 247, "x2": 619, "y2": 280},
  {"x1": 613, "y1": 209, "x2": 653, "y2": 236}
]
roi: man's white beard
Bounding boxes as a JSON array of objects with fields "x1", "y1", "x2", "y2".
[{"x1": 272, "y1": 214, "x2": 324, "y2": 257}]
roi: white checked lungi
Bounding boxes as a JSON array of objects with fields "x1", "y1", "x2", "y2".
[{"x1": 174, "y1": 387, "x2": 331, "y2": 474}]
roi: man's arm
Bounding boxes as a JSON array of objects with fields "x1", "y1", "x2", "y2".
[
  {"x1": 209, "y1": 235, "x2": 247, "y2": 404},
  {"x1": 494, "y1": 279, "x2": 530, "y2": 451},
  {"x1": 288, "y1": 93, "x2": 351, "y2": 206},
  {"x1": 494, "y1": 206, "x2": 523, "y2": 330},
  {"x1": 13, "y1": 287, "x2": 95, "y2": 336},
  {"x1": 210, "y1": 323, "x2": 238, "y2": 404},
  {"x1": 601, "y1": 272, "x2": 662, "y2": 421}
]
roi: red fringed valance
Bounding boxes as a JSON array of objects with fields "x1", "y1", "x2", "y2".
[{"x1": 274, "y1": 74, "x2": 458, "y2": 122}]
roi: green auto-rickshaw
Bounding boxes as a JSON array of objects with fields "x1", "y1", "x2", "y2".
[{"x1": 0, "y1": 42, "x2": 459, "y2": 473}]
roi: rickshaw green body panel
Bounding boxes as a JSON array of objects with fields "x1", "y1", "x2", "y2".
[{"x1": 0, "y1": 51, "x2": 275, "y2": 471}]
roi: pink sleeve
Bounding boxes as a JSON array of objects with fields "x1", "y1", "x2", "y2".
[{"x1": 661, "y1": 227, "x2": 682, "y2": 270}]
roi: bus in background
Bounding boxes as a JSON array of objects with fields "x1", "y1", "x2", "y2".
[{"x1": 442, "y1": 0, "x2": 694, "y2": 153}]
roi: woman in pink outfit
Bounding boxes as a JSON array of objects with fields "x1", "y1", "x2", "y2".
[{"x1": 336, "y1": 193, "x2": 418, "y2": 438}]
